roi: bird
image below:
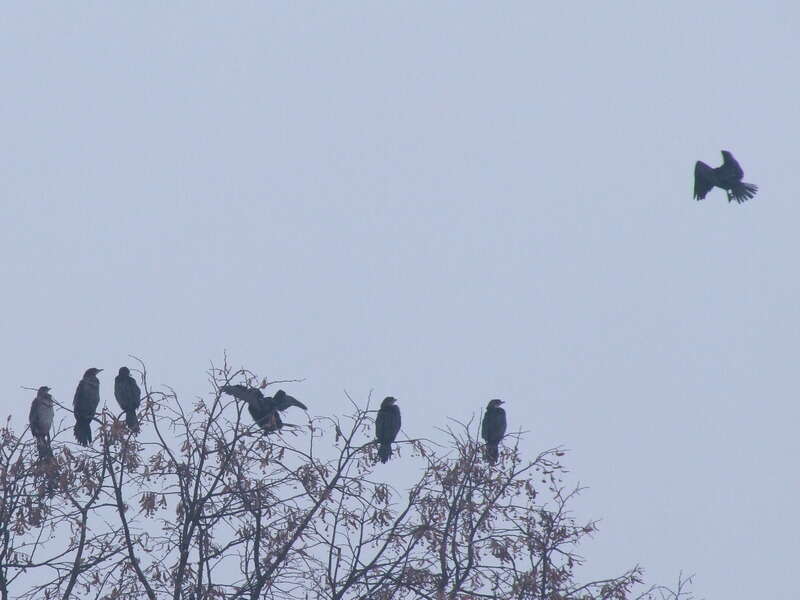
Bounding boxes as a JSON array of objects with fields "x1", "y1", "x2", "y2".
[
  {"x1": 375, "y1": 396, "x2": 401, "y2": 464},
  {"x1": 29, "y1": 386, "x2": 55, "y2": 459},
  {"x1": 114, "y1": 366, "x2": 141, "y2": 433},
  {"x1": 694, "y1": 150, "x2": 758, "y2": 203},
  {"x1": 73, "y1": 368, "x2": 102, "y2": 446},
  {"x1": 220, "y1": 384, "x2": 307, "y2": 433},
  {"x1": 481, "y1": 399, "x2": 507, "y2": 464}
]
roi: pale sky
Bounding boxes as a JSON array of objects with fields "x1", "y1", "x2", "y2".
[{"x1": 2, "y1": 3, "x2": 799, "y2": 599}]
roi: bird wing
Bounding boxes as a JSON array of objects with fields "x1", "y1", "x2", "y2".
[
  {"x1": 496, "y1": 407, "x2": 507, "y2": 439},
  {"x1": 271, "y1": 390, "x2": 308, "y2": 412},
  {"x1": 482, "y1": 407, "x2": 507, "y2": 444},
  {"x1": 220, "y1": 384, "x2": 264, "y2": 404},
  {"x1": 720, "y1": 152, "x2": 744, "y2": 180},
  {"x1": 376, "y1": 406, "x2": 401, "y2": 443},
  {"x1": 481, "y1": 408, "x2": 491, "y2": 441},
  {"x1": 73, "y1": 380, "x2": 100, "y2": 419},
  {"x1": 115, "y1": 376, "x2": 141, "y2": 411},
  {"x1": 693, "y1": 161, "x2": 716, "y2": 200},
  {"x1": 29, "y1": 399, "x2": 42, "y2": 436},
  {"x1": 375, "y1": 408, "x2": 386, "y2": 440}
]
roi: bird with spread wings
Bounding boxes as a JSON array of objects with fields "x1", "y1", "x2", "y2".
[
  {"x1": 220, "y1": 384, "x2": 307, "y2": 433},
  {"x1": 694, "y1": 150, "x2": 758, "y2": 204}
]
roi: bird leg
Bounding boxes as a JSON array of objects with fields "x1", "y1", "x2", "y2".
[{"x1": 264, "y1": 411, "x2": 280, "y2": 432}]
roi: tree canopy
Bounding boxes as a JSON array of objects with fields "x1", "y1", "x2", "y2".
[{"x1": 0, "y1": 359, "x2": 693, "y2": 600}]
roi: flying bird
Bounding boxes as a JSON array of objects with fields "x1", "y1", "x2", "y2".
[
  {"x1": 114, "y1": 366, "x2": 141, "y2": 432},
  {"x1": 29, "y1": 386, "x2": 55, "y2": 459},
  {"x1": 375, "y1": 396, "x2": 401, "y2": 464},
  {"x1": 220, "y1": 384, "x2": 307, "y2": 433},
  {"x1": 694, "y1": 150, "x2": 758, "y2": 203},
  {"x1": 481, "y1": 399, "x2": 507, "y2": 464},
  {"x1": 73, "y1": 368, "x2": 102, "y2": 446}
]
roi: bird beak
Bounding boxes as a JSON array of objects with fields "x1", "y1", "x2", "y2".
[{"x1": 97, "y1": 369, "x2": 104, "y2": 373}]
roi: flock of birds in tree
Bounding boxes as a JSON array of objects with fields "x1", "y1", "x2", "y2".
[
  {"x1": 26, "y1": 155, "x2": 755, "y2": 467},
  {"x1": 29, "y1": 367, "x2": 142, "y2": 457},
  {"x1": 28, "y1": 369, "x2": 510, "y2": 465}
]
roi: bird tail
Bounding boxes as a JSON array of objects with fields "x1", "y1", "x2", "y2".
[
  {"x1": 729, "y1": 181, "x2": 758, "y2": 203},
  {"x1": 74, "y1": 421, "x2": 92, "y2": 446},
  {"x1": 125, "y1": 409, "x2": 140, "y2": 433},
  {"x1": 377, "y1": 442, "x2": 392, "y2": 464},
  {"x1": 484, "y1": 443, "x2": 499, "y2": 464},
  {"x1": 35, "y1": 436, "x2": 53, "y2": 461},
  {"x1": 32, "y1": 441, "x2": 58, "y2": 497}
]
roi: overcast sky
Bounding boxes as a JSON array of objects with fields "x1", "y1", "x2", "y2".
[{"x1": 2, "y1": 3, "x2": 798, "y2": 598}]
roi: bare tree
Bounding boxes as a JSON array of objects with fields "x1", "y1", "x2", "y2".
[{"x1": 0, "y1": 360, "x2": 694, "y2": 600}]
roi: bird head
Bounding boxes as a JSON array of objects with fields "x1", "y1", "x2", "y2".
[
  {"x1": 38, "y1": 386, "x2": 51, "y2": 394},
  {"x1": 118, "y1": 366, "x2": 130, "y2": 376},
  {"x1": 381, "y1": 396, "x2": 398, "y2": 407},
  {"x1": 84, "y1": 368, "x2": 103, "y2": 378},
  {"x1": 487, "y1": 399, "x2": 504, "y2": 408},
  {"x1": 721, "y1": 150, "x2": 734, "y2": 162}
]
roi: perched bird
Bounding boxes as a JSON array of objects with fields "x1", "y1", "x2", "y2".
[
  {"x1": 220, "y1": 384, "x2": 307, "y2": 433},
  {"x1": 114, "y1": 366, "x2": 141, "y2": 433},
  {"x1": 73, "y1": 368, "x2": 102, "y2": 446},
  {"x1": 375, "y1": 396, "x2": 401, "y2": 464},
  {"x1": 481, "y1": 399, "x2": 507, "y2": 464},
  {"x1": 29, "y1": 386, "x2": 55, "y2": 459},
  {"x1": 694, "y1": 150, "x2": 758, "y2": 203}
]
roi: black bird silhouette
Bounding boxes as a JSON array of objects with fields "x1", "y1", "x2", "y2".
[
  {"x1": 114, "y1": 367, "x2": 141, "y2": 432},
  {"x1": 29, "y1": 386, "x2": 55, "y2": 459},
  {"x1": 73, "y1": 368, "x2": 102, "y2": 446},
  {"x1": 375, "y1": 396, "x2": 401, "y2": 464},
  {"x1": 694, "y1": 150, "x2": 758, "y2": 203},
  {"x1": 481, "y1": 399, "x2": 507, "y2": 464},
  {"x1": 220, "y1": 384, "x2": 307, "y2": 433}
]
